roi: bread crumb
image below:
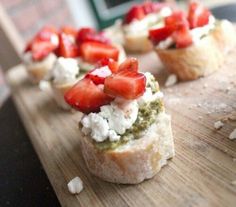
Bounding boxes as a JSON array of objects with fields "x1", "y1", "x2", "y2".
[
  {"x1": 214, "y1": 121, "x2": 224, "y2": 130},
  {"x1": 233, "y1": 158, "x2": 236, "y2": 162},
  {"x1": 165, "y1": 74, "x2": 177, "y2": 87},
  {"x1": 67, "y1": 177, "x2": 83, "y2": 194},
  {"x1": 231, "y1": 180, "x2": 236, "y2": 185},
  {"x1": 229, "y1": 128, "x2": 236, "y2": 140}
]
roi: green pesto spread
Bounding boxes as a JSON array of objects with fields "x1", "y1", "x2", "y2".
[{"x1": 94, "y1": 99, "x2": 164, "y2": 151}]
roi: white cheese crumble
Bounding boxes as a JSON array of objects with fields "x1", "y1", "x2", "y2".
[
  {"x1": 50, "y1": 57, "x2": 79, "y2": 85},
  {"x1": 165, "y1": 74, "x2": 177, "y2": 87},
  {"x1": 67, "y1": 177, "x2": 83, "y2": 194},
  {"x1": 229, "y1": 128, "x2": 236, "y2": 140},
  {"x1": 214, "y1": 120, "x2": 224, "y2": 130},
  {"x1": 81, "y1": 99, "x2": 138, "y2": 142},
  {"x1": 123, "y1": 7, "x2": 172, "y2": 35}
]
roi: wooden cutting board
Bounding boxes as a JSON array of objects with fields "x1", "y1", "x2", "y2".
[{"x1": 6, "y1": 50, "x2": 236, "y2": 207}]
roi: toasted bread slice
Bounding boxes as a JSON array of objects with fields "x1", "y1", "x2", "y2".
[
  {"x1": 80, "y1": 112, "x2": 174, "y2": 184},
  {"x1": 24, "y1": 53, "x2": 57, "y2": 84},
  {"x1": 155, "y1": 21, "x2": 236, "y2": 81}
]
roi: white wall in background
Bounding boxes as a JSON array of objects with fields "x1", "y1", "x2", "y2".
[{"x1": 66, "y1": 0, "x2": 98, "y2": 28}]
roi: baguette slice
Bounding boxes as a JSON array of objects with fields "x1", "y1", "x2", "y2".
[
  {"x1": 155, "y1": 21, "x2": 236, "y2": 81},
  {"x1": 211, "y1": 20, "x2": 236, "y2": 54},
  {"x1": 24, "y1": 53, "x2": 57, "y2": 84},
  {"x1": 80, "y1": 112, "x2": 174, "y2": 184},
  {"x1": 124, "y1": 33, "x2": 153, "y2": 53}
]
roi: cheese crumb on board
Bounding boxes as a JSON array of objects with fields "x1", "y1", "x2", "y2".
[
  {"x1": 229, "y1": 128, "x2": 236, "y2": 140},
  {"x1": 165, "y1": 74, "x2": 177, "y2": 87},
  {"x1": 67, "y1": 177, "x2": 83, "y2": 194},
  {"x1": 214, "y1": 121, "x2": 224, "y2": 130}
]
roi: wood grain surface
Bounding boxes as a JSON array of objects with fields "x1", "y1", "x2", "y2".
[{"x1": 6, "y1": 50, "x2": 236, "y2": 207}]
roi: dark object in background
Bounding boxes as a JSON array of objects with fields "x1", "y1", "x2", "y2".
[{"x1": 211, "y1": 3, "x2": 236, "y2": 22}]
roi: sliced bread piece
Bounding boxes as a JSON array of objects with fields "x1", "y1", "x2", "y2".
[{"x1": 80, "y1": 112, "x2": 174, "y2": 184}]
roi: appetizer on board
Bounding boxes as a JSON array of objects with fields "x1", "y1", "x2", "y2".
[
  {"x1": 105, "y1": 1, "x2": 173, "y2": 53},
  {"x1": 149, "y1": 1, "x2": 236, "y2": 80},
  {"x1": 23, "y1": 26, "x2": 126, "y2": 84},
  {"x1": 22, "y1": 26, "x2": 58, "y2": 83},
  {"x1": 64, "y1": 58, "x2": 175, "y2": 184}
]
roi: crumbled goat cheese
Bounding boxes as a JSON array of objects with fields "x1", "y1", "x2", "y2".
[
  {"x1": 50, "y1": 57, "x2": 79, "y2": 85},
  {"x1": 165, "y1": 74, "x2": 177, "y2": 87},
  {"x1": 229, "y1": 128, "x2": 236, "y2": 140},
  {"x1": 23, "y1": 52, "x2": 56, "y2": 65},
  {"x1": 67, "y1": 177, "x2": 83, "y2": 194},
  {"x1": 214, "y1": 121, "x2": 224, "y2": 130},
  {"x1": 81, "y1": 99, "x2": 138, "y2": 142}
]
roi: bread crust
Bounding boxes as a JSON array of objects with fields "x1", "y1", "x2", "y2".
[
  {"x1": 24, "y1": 53, "x2": 56, "y2": 84},
  {"x1": 80, "y1": 112, "x2": 174, "y2": 184},
  {"x1": 155, "y1": 21, "x2": 236, "y2": 81},
  {"x1": 124, "y1": 33, "x2": 153, "y2": 53}
]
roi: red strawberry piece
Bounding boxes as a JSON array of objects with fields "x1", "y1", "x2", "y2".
[
  {"x1": 104, "y1": 70, "x2": 146, "y2": 100},
  {"x1": 80, "y1": 41, "x2": 119, "y2": 63},
  {"x1": 86, "y1": 66, "x2": 112, "y2": 85},
  {"x1": 96, "y1": 58, "x2": 119, "y2": 73},
  {"x1": 57, "y1": 33, "x2": 79, "y2": 58},
  {"x1": 165, "y1": 10, "x2": 189, "y2": 28},
  {"x1": 61, "y1": 26, "x2": 78, "y2": 38},
  {"x1": 31, "y1": 41, "x2": 56, "y2": 61},
  {"x1": 118, "y1": 57, "x2": 138, "y2": 72},
  {"x1": 188, "y1": 1, "x2": 211, "y2": 29},
  {"x1": 172, "y1": 24, "x2": 193, "y2": 48},
  {"x1": 124, "y1": 5, "x2": 146, "y2": 24},
  {"x1": 64, "y1": 78, "x2": 114, "y2": 113},
  {"x1": 149, "y1": 25, "x2": 175, "y2": 45}
]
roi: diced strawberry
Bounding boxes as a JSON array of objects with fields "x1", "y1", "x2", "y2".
[
  {"x1": 77, "y1": 28, "x2": 110, "y2": 45},
  {"x1": 31, "y1": 41, "x2": 56, "y2": 61},
  {"x1": 85, "y1": 66, "x2": 112, "y2": 85},
  {"x1": 104, "y1": 70, "x2": 146, "y2": 100},
  {"x1": 57, "y1": 33, "x2": 79, "y2": 58},
  {"x1": 172, "y1": 24, "x2": 193, "y2": 48},
  {"x1": 96, "y1": 58, "x2": 119, "y2": 73},
  {"x1": 24, "y1": 26, "x2": 58, "y2": 52},
  {"x1": 188, "y1": 1, "x2": 211, "y2": 29},
  {"x1": 61, "y1": 26, "x2": 78, "y2": 38},
  {"x1": 118, "y1": 57, "x2": 138, "y2": 72},
  {"x1": 64, "y1": 78, "x2": 114, "y2": 113},
  {"x1": 80, "y1": 42, "x2": 119, "y2": 63},
  {"x1": 36, "y1": 26, "x2": 58, "y2": 42},
  {"x1": 165, "y1": 10, "x2": 188, "y2": 28},
  {"x1": 149, "y1": 25, "x2": 175, "y2": 45},
  {"x1": 124, "y1": 5, "x2": 146, "y2": 24}
]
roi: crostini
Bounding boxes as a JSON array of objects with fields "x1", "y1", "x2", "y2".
[
  {"x1": 22, "y1": 26, "x2": 58, "y2": 83},
  {"x1": 122, "y1": 1, "x2": 173, "y2": 53},
  {"x1": 64, "y1": 58, "x2": 174, "y2": 184},
  {"x1": 23, "y1": 26, "x2": 126, "y2": 85},
  {"x1": 149, "y1": 1, "x2": 236, "y2": 81}
]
